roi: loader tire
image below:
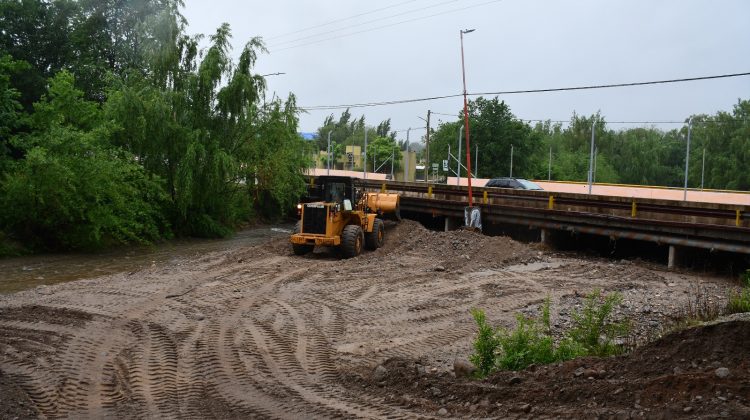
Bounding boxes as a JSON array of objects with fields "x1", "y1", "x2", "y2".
[
  {"x1": 365, "y1": 218, "x2": 384, "y2": 250},
  {"x1": 341, "y1": 224, "x2": 364, "y2": 258},
  {"x1": 292, "y1": 221, "x2": 314, "y2": 255}
]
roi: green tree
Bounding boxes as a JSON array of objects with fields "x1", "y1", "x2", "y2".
[
  {"x1": 0, "y1": 55, "x2": 27, "y2": 170},
  {"x1": 0, "y1": 0, "x2": 77, "y2": 109},
  {"x1": 367, "y1": 136, "x2": 402, "y2": 174},
  {"x1": 0, "y1": 71, "x2": 168, "y2": 251},
  {"x1": 428, "y1": 98, "x2": 542, "y2": 179},
  {"x1": 108, "y1": 22, "x2": 307, "y2": 232}
]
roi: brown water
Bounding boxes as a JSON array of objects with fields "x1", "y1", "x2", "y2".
[{"x1": 0, "y1": 225, "x2": 293, "y2": 294}]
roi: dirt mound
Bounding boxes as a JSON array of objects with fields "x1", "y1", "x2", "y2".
[
  {"x1": 351, "y1": 319, "x2": 750, "y2": 418},
  {"x1": 373, "y1": 220, "x2": 536, "y2": 267},
  {"x1": 270, "y1": 218, "x2": 538, "y2": 269}
]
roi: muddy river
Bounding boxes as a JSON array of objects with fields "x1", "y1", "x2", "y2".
[{"x1": 0, "y1": 225, "x2": 292, "y2": 294}]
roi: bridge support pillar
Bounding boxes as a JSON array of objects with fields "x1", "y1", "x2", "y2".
[
  {"x1": 668, "y1": 245, "x2": 683, "y2": 270},
  {"x1": 540, "y1": 229, "x2": 551, "y2": 245}
]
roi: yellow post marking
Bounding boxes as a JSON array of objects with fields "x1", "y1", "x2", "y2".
[
  {"x1": 381, "y1": 183, "x2": 386, "y2": 193},
  {"x1": 483, "y1": 191, "x2": 488, "y2": 204},
  {"x1": 548, "y1": 195, "x2": 555, "y2": 210},
  {"x1": 428, "y1": 185, "x2": 433, "y2": 198},
  {"x1": 631, "y1": 201, "x2": 637, "y2": 218}
]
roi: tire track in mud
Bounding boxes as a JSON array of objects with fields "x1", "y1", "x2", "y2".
[{"x1": 1, "y1": 223, "x2": 705, "y2": 419}]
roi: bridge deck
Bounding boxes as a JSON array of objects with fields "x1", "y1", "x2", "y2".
[
  {"x1": 304, "y1": 172, "x2": 750, "y2": 254},
  {"x1": 354, "y1": 179, "x2": 750, "y2": 255}
]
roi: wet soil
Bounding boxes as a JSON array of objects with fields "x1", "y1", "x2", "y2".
[
  {"x1": 349, "y1": 316, "x2": 750, "y2": 419},
  {"x1": 0, "y1": 220, "x2": 746, "y2": 418}
]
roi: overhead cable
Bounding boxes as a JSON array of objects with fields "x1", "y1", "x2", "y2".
[
  {"x1": 299, "y1": 71, "x2": 750, "y2": 111},
  {"x1": 270, "y1": 0, "x2": 505, "y2": 53},
  {"x1": 269, "y1": 0, "x2": 459, "y2": 48},
  {"x1": 266, "y1": 0, "x2": 420, "y2": 41}
]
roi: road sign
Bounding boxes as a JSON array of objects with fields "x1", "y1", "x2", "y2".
[
  {"x1": 442, "y1": 159, "x2": 449, "y2": 171},
  {"x1": 432, "y1": 163, "x2": 439, "y2": 173}
]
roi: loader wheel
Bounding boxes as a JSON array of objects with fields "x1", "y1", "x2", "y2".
[
  {"x1": 292, "y1": 221, "x2": 314, "y2": 255},
  {"x1": 341, "y1": 225, "x2": 364, "y2": 258},
  {"x1": 365, "y1": 218, "x2": 385, "y2": 250}
]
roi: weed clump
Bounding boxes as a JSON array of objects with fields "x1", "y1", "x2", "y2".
[
  {"x1": 727, "y1": 288, "x2": 750, "y2": 314},
  {"x1": 470, "y1": 290, "x2": 628, "y2": 377},
  {"x1": 469, "y1": 308, "x2": 500, "y2": 377},
  {"x1": 726, "y1": 271, "x2": 750, "y2": 314}
]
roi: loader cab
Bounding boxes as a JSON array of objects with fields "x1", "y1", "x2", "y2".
[{"x1": 317, "y1": 176, "x2": 360, "y2": 209}]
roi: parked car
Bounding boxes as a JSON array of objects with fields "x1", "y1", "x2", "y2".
[{"x1": 485, "y1": 177, "x2": 543, "y2": 190}]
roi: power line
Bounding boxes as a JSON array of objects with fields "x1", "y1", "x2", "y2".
[
  {"x1": 299, "y1": 71, "x2": 750, "y2": 111},
  {"x1": 393, "y1": 126, "x2": 427, "y2": 133},
  {"x1": 266, "y1": 0, "x2": 420, "y2": 41},
  {"x1": 269, "y1": 0, "x2": 459, "y2": 49},
  {"x1": 520, "y1": 119, "x2": 686, "y2": 125},
  {"x1": 270, "y1": 0, "x2": 505, "y2": 53}
]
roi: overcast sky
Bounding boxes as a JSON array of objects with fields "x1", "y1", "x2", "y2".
[{"x1": 181, "y1": 0, "x2": 750, "y2": 140}]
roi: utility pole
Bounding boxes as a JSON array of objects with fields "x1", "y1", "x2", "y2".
[
  {"x1": 460, "y1": 29, "x2": 475, "y2": 206},
  {"x1": 509, "y1": 144, "x2": 514, "y2": 178},
  {"x1": 683, "y1": 117, "x2": 693, "y2": 201},
  {"x1": 327, "y1": 131, "x2": 332, "y2": 176},
  {"x1": 588, "y1": 121, "x2": 596, "y2": 195},
  {"x1": 593, "y1": 145, "x2": 598, "y2": 183},
  {"x1": 457, "y1": 127, "x2": 462, "y2": 186},
  {"x1": 426, "y1": 110, "x2": 431, "y2": 181},
  {"x1": 548, "y1": 146, "x2": 552, "y2": 181},
  {"x1": 475, "y1": 145, "x2": 478, "y2": 178},
  {"x1": 701, "y1": 147, "x2": 706, "y2": 190},
  {"x1": 404, "y1": 128, "x2": 410, "y2": 182},
  {"x1": 391, "y1": 147, "x2": 395, "y2": 179},
  {"x1": 363, "y1": 126, "x2": 368, "y2": 179}
]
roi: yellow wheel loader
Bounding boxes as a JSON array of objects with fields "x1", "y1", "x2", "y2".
[{"x1": 290, "y1": 176, "x2": 400, "y2": 258}]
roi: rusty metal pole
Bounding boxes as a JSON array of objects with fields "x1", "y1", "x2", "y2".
[{"x1": 460, "y1": 29, "x2": 475, "y2": 206}]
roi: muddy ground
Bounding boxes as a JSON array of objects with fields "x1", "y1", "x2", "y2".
[{"x1": 0, "y1": 220, "x2": 747, "y2": 419}]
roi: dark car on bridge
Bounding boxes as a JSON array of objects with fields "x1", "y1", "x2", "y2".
[{"x1": 485, "y1": 177, "x2": 543, "y2": 190}]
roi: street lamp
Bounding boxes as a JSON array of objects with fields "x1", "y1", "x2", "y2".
[
  {"x1": 327, "y1": 131, "x2": 332, "y2": 176},
  {"x1": 260, "y1": 73, "x2": 286, "y2": 107},
  {"x1": 460, "y1": 29, "x2": 475, "y2": 207}
]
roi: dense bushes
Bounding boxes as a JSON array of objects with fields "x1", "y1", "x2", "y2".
[
  {"x1": 0, "y1": 2, "x2": 309, "y2": 254},
  {"x1": 470, "y1": 291, "x2": 629, "y2": 377},
  {"x1": 0, "y1": 72, "x2": 169, "y2": 250}
]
